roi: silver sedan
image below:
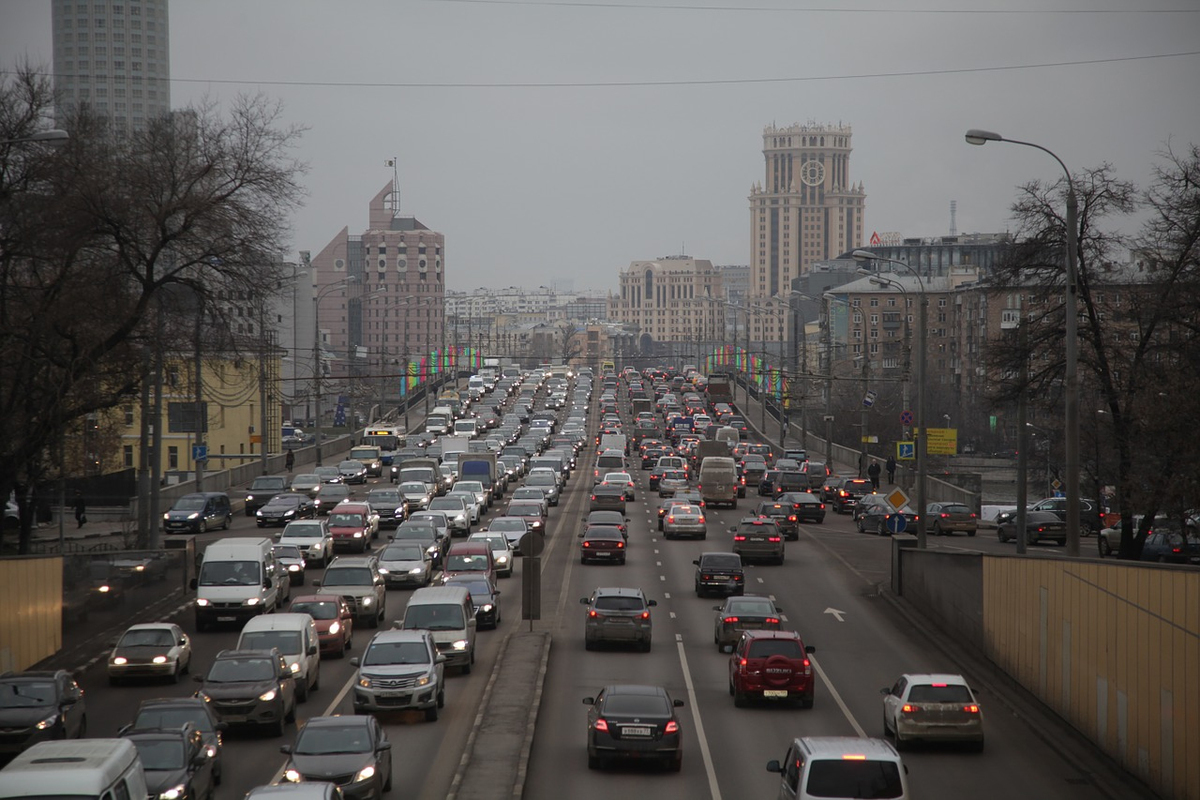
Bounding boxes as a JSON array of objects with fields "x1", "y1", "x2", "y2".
[{"x1": 662, "y1": 504, "x2": 707, "y2": 540}]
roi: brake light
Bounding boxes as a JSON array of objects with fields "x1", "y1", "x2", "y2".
[
  {"x1": 616, "y1": 541, "x2": 625, "y2": 548},
  {"x1": 768, "y1": 536, "x2": 781, "y2": 542},
  {"x1": 788, "y1": 515, "x2": 797, "y2": 522},
  {"x1": 733, "y1": 535, "x2": 746, "y2": 541},
  {"x1": 970, "y1": 513, "x2": 977, "y2": 518},
  {"x1": 698, "y1": 516, "x2": 706, "y2": 523},
  {"x1": 820, "y1": 503, "x2": 825, "y2": 509},
  {"x1": 641, "y1": 611, "x2": 650, "y2": 620},
  {"x1": 739, "y1": 658, "x2": 747, "y2": 667},
  {"x1": 593, "y1": 718, "x2": 608, "y2": 732},
  {"x1": 702, "y1": 573, "x2": 711, "y2": 580},
  {"x1": 765, "y1": 617, "x2": 780, "y2": 624},
  {"x1": 902, "y1": 704, "x2": 920, "y2": 713},
  {"x1": 664, "y1": 720, "x2": 679, "y2": 734},
  {"x1": 723, "y1": 616, "x2": 739, "y2": 624},
  {"x1": 931, "y1": 683, "x2": 948, "y2": 687},
  {"x1": 842, "y1": 754, "x2": 867, "y2": 761},
  {"x1": 667, "y1": 516, "x2": 675, "y2": 523},
  {"x1": 582, "y1": 541, "x2": 591, "y2": 548},
  {"x1": 963, "y1": 704, "x2": 980, "y2": 714},
  {"x1": 940, "y1": 513, "x2": 949, "y2": 519}
]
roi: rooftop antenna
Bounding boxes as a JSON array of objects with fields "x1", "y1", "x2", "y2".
[
  {"x1": 385, "y1": 157, "x2": 401, "y2": 218},
  {"x1": 949, "y1": 200, "x2": 957, "y2": 237}
]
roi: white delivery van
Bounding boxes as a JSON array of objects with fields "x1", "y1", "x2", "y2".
[
  {"x1": 0, "y1": 738, "x2": 148, "y2": 800},
  {"x1": 237, "y1": 612, "x2": 322, "y2": 701},
  {"x1": 400, "y1": 585, "x2": 477, "y2": 674},
  {"x1": 699, "y1": 456, "x2": 739, "y2": 509},
  {"x1": 192, "y1": 537, "x2": 287, "y2": 631},
  {"x1": 453, "y1": 418, "x2": 479, "y2": 438}
]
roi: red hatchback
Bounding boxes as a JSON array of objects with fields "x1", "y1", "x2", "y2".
[{"x1": 728, "y1": 630, "x2": 816, "y2": 708}]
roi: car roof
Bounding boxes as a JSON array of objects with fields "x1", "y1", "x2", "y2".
[
  {"x1": 366, "y1": 629, "x2": 431, "y2": 644},
  {"x1": 327, "y1": 556, "x2": 375, "y2": 567},
  {"x1": 898, "y1": 673, "x2": 970, "y2": 685},
  {"x1": 592, "y1": 587, "x2": 646, "y2": 598},
  {"x1": 797, "y1": 736, "x2": 901, "y2": 760},
  {"x1": 290, "y1": 594, "x2": 343, "y2": 604},
  {"x1": 601, "y1": 684, "x2": 670, "y2": 698},
  {"x1": 699, "y1": 551, "x2": 739, "y2": 559},
  {"x1": 122, "y1": 622, "x2": 176, "y2": 631}
]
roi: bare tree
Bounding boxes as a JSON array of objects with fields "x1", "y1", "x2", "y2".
[
  {"x1": 0, "y1": 67, "x2": 306, "y2": 553},
  {"x1": 559, "y1": 323, "x2": 583, "y2": 365}
]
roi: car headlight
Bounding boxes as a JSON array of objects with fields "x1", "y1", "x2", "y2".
[
  {"x1": 244, "y1": 597, "x2": 261, "y2": 606},
  {"x1": 353, "y1": 531, "x2": 363, "y2": 538},
  {"x1": 288, "y1": 564, "x2": 300, "y2": 572},
  {"x1": 416, "y1": 675, "x2": 430, "y2": 686},
  {"x1": 258, "y1": 689, "x2": 277, "y2": 701},
  {"x1": 451, "y1": 639, "x2": 469, "y2": 651},
  {"x1": 195, "y1": 598, "x2": 210, "y2": 606},
  {"x1": 160, "y1": 783, "x2": 187, "y2": 800},
  {"x1": 378, "y1": 567, "x2": 391, "y2": 575},
  {"x1": 495, "y1": 555, "x2": 508, "y2": 564},
  {"x1": 187, "y1": 512, "x2": 200, "y2": 520},
  {"x1": 481, "y1": 604, "x2": 494, "y2": 612},
  {"x1": 112, "y1": 656, "x2": 128, "y2": 665},
  {"x1": 409, "y1": 566, "x2": 426, "y2": 574},
  {"x1": 152, "y1": 655, "x2": 168, "y2": 664},
  {"x1": 328, "y1": 621, "x2": 340, "y2": 634},
  {"x1": 205, "y1": 744, "x2": 217, "y2": 758},
  {"x1": 283, "y1": 768, "x2": 302, "y2": 783},
  {"x1": 426, "y1": 545, "x2": 439, "y2": 555},
  {"x1": 354, "y1": 765, "x2": 377, "y2": 783},
  {"x1": 97, "y1": 585, "x2": 111, "y2": 593},
  {"x1": 256, "y1": 510, "x2": 265, "y2": 517},
  {"x1": 362, "y1": 597, "x2": 373, "y2": 606},
  {"x1": 247, "y1": 495, "x2": 255, "y2": 502},
  {"x1": 35, "y1": 715, "x2": 58, "y2": 730},
  {"x1": 358, "y1": 676, "x2": 373, "y2": 688},
  {"x1": 284, "y1": 509, "x2": 296, "y2": 517}
]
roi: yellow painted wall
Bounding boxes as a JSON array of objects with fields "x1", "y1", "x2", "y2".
[
  {"x1": 983, "y1": 557, "x2": 1199, "y2": 799},
  {"x1": 0, "y1": 557, "x2": 63, "y2": 672}
]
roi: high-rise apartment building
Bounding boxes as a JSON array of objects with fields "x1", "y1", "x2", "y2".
[
  {"x1": 608, "y1": 256, "x2": 724, "y2": 358},
  {"x1": 52, "y1": 0, "x2": 171, "y2": 135},
  {"x1": 749, "y1": 122, "x2": 866, "y2": 304}
]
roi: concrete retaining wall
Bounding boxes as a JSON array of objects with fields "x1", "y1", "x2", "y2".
[{"x1": 896, "y1": 548, "x2": 984, "y2": 650}]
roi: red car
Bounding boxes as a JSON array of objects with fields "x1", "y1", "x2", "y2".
[
  {"x1": 288, "y1": 594, "x2": 354, "y2": 658},
  {"x1": 728, "y1": 630, "x2": 816, "y2": 708},
  {"x1": 580, "y1": 526, "x2": 627, "y2": 565}
]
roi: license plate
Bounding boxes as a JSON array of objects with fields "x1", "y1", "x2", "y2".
[
  {"x1": 593, "y1": 552, "x2": 611, "y2": 557},
  {"x1": 622, "y1": 726, "x2": 652, "y2": 737},
  {"x1": 377, "y1": 691, "x2": 408, "y2": 699},
  {"x1": 216, "y1": 616, "x2": 236, "y2": 622},
  {"x1": 763, "y1": 690, "x2": 789, "y2": 698}
]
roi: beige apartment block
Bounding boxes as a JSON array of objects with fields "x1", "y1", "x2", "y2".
[{"x1": 608, "y1": 256, "x2": 725, "y2": 355}]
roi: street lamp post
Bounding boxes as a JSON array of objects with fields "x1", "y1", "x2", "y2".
[
  {"x1": 966, "y1": 128, "x2": 1080, "y2": 556},
  {"x1": 314, "y1": 276, "x2": 358, "y2": 466},
  {"x1": 853, "y1": 250, "x2": 929, "y2": 548}
]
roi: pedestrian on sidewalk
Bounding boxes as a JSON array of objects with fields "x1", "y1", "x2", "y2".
[
  {"x1": 285, "y1": 449, "x2": 295, "y2": 472},
  {"x1": 73, "y1": 491, "x2": 86, "y2": 528},
  {"x1": 867, "y1": 459, "x2": 881, "y2": 491},
  {"x1": 886, "y1": 455, "x2": 896, "y2": 485}
]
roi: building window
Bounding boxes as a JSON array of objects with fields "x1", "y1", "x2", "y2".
[
  {"x1": 167, "y1": 446, "x2": 178, "y2": 469},
  {"x1": 123, "y1": 445, "x2": 134, "y2": 468}
]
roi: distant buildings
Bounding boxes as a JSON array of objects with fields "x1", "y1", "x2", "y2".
[
  {"x1": 607, "y1": 256, "x2": 725, "y2": 361},
  {"x1": 51, "y1": 0, "x2": 171, "y2": 135}
]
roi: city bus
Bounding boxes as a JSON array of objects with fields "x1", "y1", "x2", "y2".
[{"x1": 361, "y1": 426, "x2": 402, "y2": 465}]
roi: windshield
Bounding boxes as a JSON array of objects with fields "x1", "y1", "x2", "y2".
[
  {"x1": 489, "y1": 519, "x2": 526, "y2": 531},
  {"x1": 727, "y1": 599, "x2": 776, "y2": 616},
  {"x1": 400, "y1": 482, "x2": 429, "y2": 494},
  {"x1": 528, "y1": 474, "x2": 555, "y2": 485},
  {"x1": 805, "y1": 759, "x2": 904, "y2": 799},
  {"x1": 290, "y1": 601, "x2": 338, "y2": 621},
  {"x1": 118, "y1": 628, "x2": 175, "y2": 648},
  {"x1": 350, "y1": 449, "x2": 378, "y2": 460},
  {"x1": 329, "y1": 513, "x2": 366, "y2": 527},
  {"x1": 0, "y1": 681, "x2": 55, "y2": 707},
  {"x1": 509, "y1": 504, "x2": 541, "y2": 517},
  {"x1": 272, "y1": 546, "x2": 302, "y2": 559},
  {"x1": 173, "y1": 497, "x2": 207, "y2": 511},
  {"x1": 282, "y1": 524, "x2": 322, "y2": 539},
  {"x1": 748, "y1": 639, "x2": 803, "y2": 658},
  {"x1": 604, "y1": 695, "x2": 670, "y2": 716},
  {"x1": 323, "y1": 567, "x2": 373, "y2": 586},
  {"x1": 404, "y1": 604, "x2": 466, "y2": 630},
  {"x1": 594, "y1": 596, "x2": 645, "y2": 611},
  {"x1": 133, "y1": 707, "x2": 213, "y2": 733},
  {"x1": 239, "y1": 631, "x2": 302, "y2": 655},
  {"x1": 382, "y1": 545, "x2": 426, "y2": 561},
  {"x1": 430, "y1": 499, "x2": 465, "y2": 512},
  {"x1": 369, "y1": 492, "x2": 401, "y2": 505},
  {"x1": 132, "y1": 739, "x2": 185, "y2": 770},
  {"x1": 293, "y1": 725, "x2": 372, "y2": 755},
  {"x1": 446, "y1": 554, "x2": 489, "y2": 571},
  {"x1": 206, "y1": 658, "x2": 274, "y2": 683},
  {"x1": 363, "y1": 641, "x2": 431, "y2": 666},
  {"x1": 251, "y1": 478, "x2": 286, "y2": 491},
  {"x1": 198, "y1": 560, "x2": 260, "y2": 586}
]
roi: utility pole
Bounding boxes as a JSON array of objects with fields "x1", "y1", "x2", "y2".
[
  {"x1": 1016, "y1": 320, "x2": 1029, "y2": 555},
  {"x1": 194, "y1": 306, "x2": 205, "y2": 492},
  {"x1": 823, "y1": 296, "x2": 834, "y2": 468},
  {"x1": 859, "y1": 356, "x2": 869, "y2": 478},
  {"x1": 259, "y1": 320, "x2": 270, "y2": 475}
]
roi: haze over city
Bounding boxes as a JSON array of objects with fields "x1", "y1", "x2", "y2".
[{"x1": 2, "y1": 0, "x2": 1197, "y2": 288}]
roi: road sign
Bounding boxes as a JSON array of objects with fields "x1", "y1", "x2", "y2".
[
  {"x1": 191, "y1": 445, "x2": 208, "y2": 462},
  {"x1": 1051, "y1": 479, "x2": 1062, "y2": 490},
  {"x1": 518, "y1": 532, "x2": 545, "y2": 558},
  {"x1": 924, "y1": 427, "x2": 958, "y2": 456},
  {"x1": 886, "y1": 514, "x2": 909, "y2": 534},
  {"x1": 897, "y1": 442, "x2": 915, "y2": 461},
  {"x1": 885, "y1": 487, "x2": 911, "y2": 511},
  {"x1": 900, "y1": 410, "x2": 914, "y2": 425},
  {"x1": 863, "y1": 390, "x2": 877, "y2": 408},
  {"x1": 860, "y1": 435, "x2": 878, "y2": 444}
]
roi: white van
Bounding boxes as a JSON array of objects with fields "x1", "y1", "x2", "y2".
[
  {"x1": 699, "y1": 456, "x2": 739, "y2": 509},
  {"x1": 192, "y1": 537, "x2": 287, "y2": 631},
  {"x1": 453, "y1": 418, "x2": 479, "y2": 438},
  {"x1": 237, "y1": 613, "x2": 321, "y2": 701},
  {"x1": 400, "y1": 585, "x2": 477, "y2": 674},
  {"x1": 0, "y1": 738, "x2": 148, "y2": 800}
]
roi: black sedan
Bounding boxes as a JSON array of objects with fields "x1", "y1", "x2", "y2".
[
  {"x1": 280, "y1": 715, "x2": 393, "y2": 799},
  {"x1": 256, "y1": 493, "x2": 317, "y2": 527},
  {"x1": 997, "y1": 510, "x2": 1067, "y2": 545},
  {"x1": 777, "y1": 491, "x2": 826, "y2": 525},
  {"x1": 443, "y1": 574, "x2": 502, "y2": 629},
  {"x1": 581, "y1": 526, "x2": 627, "y2": 565},
  {"x1": 1140, "y1": 530, "x2": 1200, "y2": 564},
  {"x1": 584, "y1": 685, "x2": 684, "y2": 772}
]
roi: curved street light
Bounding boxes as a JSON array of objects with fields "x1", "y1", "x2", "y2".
[{"x1": 314, "y1": 276, "x2": 359, "y2": 466}]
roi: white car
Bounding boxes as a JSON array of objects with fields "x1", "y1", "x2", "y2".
[
  {"x1": 602, "y1": 471, "x2": 637, "y2": 501},
  {"x1": 277, "y1": 519, "x2": 334, "y2": 567},
  {"x1": 455, "y1": 480, "x2": 491, "y2": 514},
  {"x1": 485, "y1": 516, "x2": 530, "y2": 552},
  {"x1": 469, "y1": 531, "x2": 514, "y2": 578},
  {"x1": 880, "y1": 673, "x2": 985, "y2": 751},
  {"x1": 107, "y1": 622, "x2": 192, "y2": 684},
  {"x1": 447, "y1": 490, "x2": 483, "y2": 525}
]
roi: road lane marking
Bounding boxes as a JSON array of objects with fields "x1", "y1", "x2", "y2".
[
  {"x1": 757, "y1": 577, "x2": 764, "y2": 584},
  {"x1": 669, "y1": 611, "x2": 677, "y2": 619},
  {"x1": 675, "y1": 636, "x2": 722, "y2": 800},
  {"x1": 768, "y1": 594, "x2": 776, "y2": 602},
  {"x1": 664, "y1": 592, "x2": 671, "y2": 599},
  {"x1": 780, "y1": 614, "x2": 789, "y2": 622},
  {"x1": 660, "y1": 575, "x2": 666, "y2": 581},
  {"x1": 657, "y1": 561, "x2": 662, "y2": 567},
  {"x1": 654, "y1": 549, "x2": 660, "y2": 554},
  {"x1": 809, "y1": 653, "x2": 867, "y2": 738}
]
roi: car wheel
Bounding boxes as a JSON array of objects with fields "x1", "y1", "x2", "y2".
[
  {"x1": 297, "y1": 678, "x2": 309, "y2": 703},
  {"x1": 462, "y1": 659, "x2": 472, "y2": 676},
  {"x1": 271, "y1": 715, "x2": 286, "y2": 737},
  {"x1": 1098, "y1": 536, "x2": 1111, "y2": 557},
  {"x1": 170, "y1": 663, "x2": 180, "y2": 684},
  {"x1": 367, "y1": 612, "x2": 379, "y2": 630},
  {"x1": 894, "y1": 728, "x2": 907, "y2": 751},
  {"x1": 728, "y1": 679, "x2": 735, "y2": 697},
  {"x1": 967, "y1": 530, "x2": 976, "y2": 537},
  {"x1": 384, "y1": 757, "x2": 394, "y2": 791},
  {"x1": 970, "y1": 738, "x2": 986, "y2": 753},
  {"x1": 438, "y1": 689, "x2": 445, "y2": 708},
  {"x1": 669, "y1": 754, "x2": 682, "y2": 772},
  {"x1": 198, "y1": 520, "x2": 207, "y2": 534},
  {"x1": 641, "y1": 639, "x2": 651, "y2": 653},
  {"x1": 857, "y1": 518, "x2": 865, "y2": 533},
  {"x1": 932, "y1": 523, "x2": 941, "y2": 536},
  {"x1": 425, "y1": 704, "x2": 439, "y2": 722},
  {"x1": 998, "y1": 529, "x2": 1009, "y2": 543},
  {"x1": 222, "y1": 515, "x2": 231, "y2": 530},
  {"x1": 311, "y1": 664, "x2": 319, "y2": 692}
]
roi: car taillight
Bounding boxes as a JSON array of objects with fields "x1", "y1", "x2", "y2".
[
  {"x1": 839, "y1": 490, "x2": 848, "y2": 496},
  {"x1": 582, "y1": 541, "x2": 591, "y2": 548},
  {"x1": 733, "y1": 535, "x2": 746, "y2": 541},
  {"x1": 702, "y1": 574, "x2": 712, "y2": 580},
  {"x1": 588, "y1": 610, "x2": 598, "y2": 618},
  {"x1": 788, "y1": 515, "x2": 797, "y2": 522},
  {"x1": 616, "y1": 541, "x2": 625, "y2": 548},
  {"x1": 765, "y1": 617, "x2": 780, "y2": 624},
  {"x1": 667, "y1": 516, "x2": 675, "y2": 523},
  {"x1": 664, "y1": 720, "x2": 679, "y2": 734},
  {"x1": 768, "y1": 536, "x2": 781, "y2": 542},
  {"x1": 970, "y1": 513, "x2": 977, "y2": 518},
  {"x1": 739, "y1": 658, "x2": 747, "y2": 667},
  {"x1": 963, "y1": 704, "x2": 980, "y2": 714},
  {"x1": 820, "y1": 503, "x2": 825, "y2": 509},
  {"x1": 902, "y1": 704, "x2": 920, "y2": 713},
  {"x1": 593, "y1": 718, "x2": 609, "y2": 732},
  {"x1": 641, "y1": 611, "x2": 650, "y2": 620},
  {"x1": 723, "y1": 616, "x2": 739, "y2": 623},
  {"x1": 802, "y1": 658, "x2": 811, "y2": 673},
  {"x1": 940, "y1": 513, "x2": 949, "y2": 519}
]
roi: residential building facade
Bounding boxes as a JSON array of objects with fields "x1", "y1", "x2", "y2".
[{"x1": 608, "y1": 256, "x2": 725, "y2": 361}]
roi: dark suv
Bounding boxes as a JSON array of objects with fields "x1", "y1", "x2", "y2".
[
  {"x1": 120, "y1": 722, "x2": 216, "y2": 800},
  {"x1": 581, "y1": 587, "x2": 656, "y2": 652},
  {"x1": 833, "y1": 478, "x2": 874, "y2": 513},
  {"x1": 244, "y1": 475, "x2": 289, "y2": 515},
  {"x1": 755, "y1": 500, "x2": 799, "y2": 540},
  {"x1": 728, "y1": 630, "x2": 816, "y2": 708},
  {"x1": 122, "y1": 697, "x2": 226, "y2": 785},
  {"x1": 0, "y1": 670, "x2": 87, "y2": 757},
  {"x1": 192, "y1": 649, "x2": 297, "y2": 736}
]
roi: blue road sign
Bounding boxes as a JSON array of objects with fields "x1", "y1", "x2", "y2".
[
  {"x1": 897, "y1": 442, "x2": 915, "y2": 460},
  {"x1": 192, "y1": 445, "x2": 208, "y2": 462},
  {"x1": 863, "y1": 390, "x2": 877, "y2": 408},
  {"x1": 886, "y1": 514, "x2": 908, "y2": 534}
]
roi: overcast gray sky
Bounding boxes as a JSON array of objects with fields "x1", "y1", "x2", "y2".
[{"x1": 2, "y1": 0, "x2": 1198, "y2": 292}]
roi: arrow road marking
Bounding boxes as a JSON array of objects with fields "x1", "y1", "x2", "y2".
[{"x1": 824, "y1": 607, "x2": 846, "y2": 622}]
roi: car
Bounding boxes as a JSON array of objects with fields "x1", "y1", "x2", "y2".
[
  {"x1": 162, "y1": 492, "x2": 233, "y2": 534},
  {"x1": 589, "y1": 484, "x2": 627, "y2": 513},
  {"x1": 245, "y1": 476, "x2": 289, "y2": 515},
  {"x1": 390, "y1": 520, "x2": 448, "y2": 568},
  {"x1": 583, "y1": 510, "x2": 629, "y2": 540},
  {"x1": 713, "y1": 595, "x2": 784, "y2": 651},
  {"x1": 657, "y1": 470, "x2": 690, "y2": 497},
  {"x1": 468, "y1": 531, "x2": 515, "y2": 578},
  {"x1": 441, "y1": 541, "x2": 496, "y2": 584},
  {"x1": 443, "y1": 574, "x2": 502, "y2": 629},
  {"x1": 396, "y1": 480, "x2": 434, "y2": 511},
  {"x1": 927, "y1": 502, "x2": 979, "y2": 536},
  {"x1": 365, "y1": 488, "x2": 408, "y2": 529},
  {"x1": 245, "y1": 785, "x2": 344, "y2": 799},
  {"x1": 377, "y1": 540, "x2": 434, "y2": 588},
  {"x1": 881, "y1": 673, "x2": 984, "y2": 750},
  {"x1": 326, "y1": 507, "x2": 376, "y2": 553},
  {"x1": 337, "y1": 460, "x2": 370, "y2": 485},
  {"x1": 272, "y1": 544, "x2": 308, "y2": 586},
  {"x1": 314, "y1": 465, "x2": 343, "y2": 484},
  {"x1": 693, "y1": 552, "x2": 745, "y2": 597},
  {"x1": 122, "y1": 697, "x2": 226, "y2": 785},
  {"x1": 291, "y1": 474, "x2": 323, "y2": 498},
  {"x1": 314, "y1": 483, "x2": 352, "y2": 515},
  {"x1": 856, "y1": 496, "x2": 918, "y2": 535},
  {"x1": 832, "y1": 477, "x2": 874, "y2": 513},
  {"x1": 754, "y1": 499, "x2": 800, "y2": 540},
  {"x1": 601, "y1": 472, "x2": 636, "y2": 501},
  {"x1": 766, "y1": 737, "x2": 909, "y2": 799},
  {"x1": 662, "y1": 503, "x2": 707, "y2": 540},
  {"x1": 280, "y1": 715, "x2": 394, "y2": 798},
  {"x1": 107, "y1": 622, "x2": 192, "y2": 685},
  {"x1": 192, "y1": 649, "x2": 297, "y2": 737},
  {"x1": 820, "y1": 475, "x2": 848, "y2": 502},
  {"x1": 350, "y1": 629, "x2": 445, "y2": 719},
  {"x1": 580, "y1": 525, "x2": 627, "y2": 565},
  {"x1": 0, "y1": 670, "x2": 87, "y2": 756},
  {"x1": 583, "y1": 685, "x2": 684, "y2": 771},
  {"x1": 429, "y1": 496, "x2": 472, "y2": 536},
  {"x1": 256, "y1": 493, "x2": 318, "y2": 527},
  {"x1": 997, "y1": 510, "x2": 1067, "y2": 545},
  {"x1": 314, "y1": 556, "x2": 387, "y2": 628},
  {"x1": 799, "y1": 460, "x2": 830, "y2": 490},
  {"x1": 510, "y1": 486, "x2": 550, "y2": 514},
  {"x1": 120, "y1": 722, "x2": 216, "y2": 800},
  {"x1": 776, "y1": 491, "x2": 826, "y2": 528},
  {"x1": 525, "y1": 470, "x2": 561, "y2": 506},
  {"x1": 1139, "y1": 529, "x2": 1200, "y2": 563},
  {"x1": 288, "y1": 594, "x2": 355, "y2": 658},
  {"x1": 407, "y1": 511, "x2": 452, "y2": 546},
  {"x1": 446, "y1": 490, "x2": 484, "y2": 525},
  {"x1": 730, "y1": 517, "x2": 785, "y2": 564},
  {"x1": 729, "y1": 629, "x2": 816, "y2": 708},
  {"x1": 276, "y1": 519, "x2": 334, "y2": 568},
  {"x1": 580, "y1": 587, "x2": 656, "y2": 652},
  {"x1": 486, "y1": 516, "x2": 531, "y2": 552}
]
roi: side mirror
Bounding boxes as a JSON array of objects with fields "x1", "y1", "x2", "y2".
[
  {"x1": 728, "y1": 527, "x2": 737, "y2": 533},
  {"x1": 189, "y1": 578, "x2": 198, "y2": 590},
  {"x1": 766, "y1": 759, "x2": 784, "y2": 774},
  {"x1": 692, "y1": 559, "x2": 700, "y2": 566},
  {"x1": 263, "y1": 578, "x2": 272, "y2": 589},
  {"x1": 280, "y1": 745, "x2": 293, "y2": 755},
  {"x1": 579, "y1": 597, "x2": 590, "y2": 605},
  {"x1": 647, "y1": 599, "x2": 657, "y2": 607},
  {"x1": 582, "y1": 696, "x2": 595, "y2": 705},
  {"x1": 879, "y1": 687, "x2": 891, "y2": 695},
  {"x1": 307, "y1": 645, "x2": 318, "y2": 656},
  {"x1": 378, "y1": 741, "x2": 393, "y2": 751},
  {"x1": 467, "y1": 618, "x2": 477, "y2": 627},
  {"x1": 673, "y1": 698, "x2": 685, "y2": 707},
  {"x1": 349, "y1": 657, "x2": 360, "y2": 666},
  {"x1": 805, "y1": 645, "x2": 816, "y2": 654},
  {"x1": 436, "y1": 654, "x2": 447, "y2": 664}
]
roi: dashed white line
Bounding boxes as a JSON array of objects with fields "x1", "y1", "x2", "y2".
[
  {"x1": 757, "y1": 577, "x2": 764, "y2": 584},
  {"x1": 659, "y1": 575, "x2": 666, "y2": 581},
  {"x1": 810, "y1": 653, "x2": 867, "y2": 738},
  {"x1": 664, "y1": 592, "x2": 671, "y2": 599},
  {"x1": 669, "y1": 611, "x2": 677, "y2": 619},
  {"x1": 768, "y1": 594, "x2": 776, "y2": 602},
  {"x1": 654, "y1": 549, "x2": 660, "y2": 554},
  {"x1": 656, "y1": 561, "x2": 662, "y2": 567},
  {"x1": 675, "y1": 636, "x2": 723, "y2": 800},
  {"x1": 780, "y1": 614, "x2": 789, "y2": 622}
]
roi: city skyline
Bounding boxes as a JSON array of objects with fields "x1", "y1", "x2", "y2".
[{"x1": 3, "y1": 1, "x2": 1197, "y2": 288}]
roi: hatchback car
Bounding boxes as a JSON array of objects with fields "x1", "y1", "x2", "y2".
[
  {"x1": 754, "y1": 499, "x2": 800, "y2": 540},
  {"x1": 662, "y1": 503, "x2": 707, "y2": 540},
  {"x1": 581, "y1": 587, "x2": 656, "y2": 652},
  {"x1": 350, "y1": 629, "x2": 445, "y2": 720},
  {"x1": 767, "y1": 737, "x2": 908, "y2": 799},
  {"x1": 881, "y1": 673, "x2": 984, "y2": 751},
  {"x1": 192, "y1": 649, "x2": 296, "y2": 736},
  {"x1": 833, "y1": 478, "x2": 874, "y2": 513},
  {"x1": 580, "y1": 526, "x2": 627, "y2": 565},
  {"x1": 377, "y1": 541, "x2": 434, "y2": 588},
  {"x1": 281, "y1": 715, "x2": 393, "y2": 798},
  {"x1": 468, "y1": 531, "x2": 514, "y2": 578},
  {"x1": 601, "y1": 472, "x2": 637, "y2": 501},
  {"x1": 0, "y1": 670, "x2": 87, "y2": 756},
  {"x1": 927, "y1": 502, "x2": 979, "y2": 537},
  {"x1": 777, "y1": 491, "x2": 827, "y2": 526},
  {"x1": 730, "y1": 517, "x2": 785, "y2": 564},
  {"x1": 443, "y1": 574, "x2": 502, "y2": 630},
  {"x1": 291, "y1": 474, "x2": 323, "y2": 498},
  {"x1": 583, "y1": 685, "x2": 684, "y2": 772},
  {"x1": 107, "y1": 622, "x2": 192, "y2": 685},
  {"x1": 657, "y1": 470, "x2": 690, "y2": 497},
  {"x1": 996, "y1": 510, "x2": 1066, "y2": 545},
  {"x1": 713, "y1": 595, "x2": 783, "y2": 651},
  {"x1": 730, "y1": 629, "x2": 816, "y2": 708},
  {"x1": 272, "y1": 544, "x2": 308, "y2": 586},
  {"x1": 123, "y1": 697, "x2": 226, "y2": 785},
  {"x1": 337, "y1": 460, "x2": 369, "y2": 485},
  {"x1": 121, "y1": 722, "x2": 216, "y2": 800},
  {"x1": 693, "y1": 552, "x2": 744, "y2": 597},
  {"x1": 288, "y1": 595, "x2": 354, "y2": 658}
]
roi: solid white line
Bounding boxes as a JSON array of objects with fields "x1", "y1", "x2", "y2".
[
  {"x1": 675, "y1": 637, "x2": 723, "y2": 800},
  {"x1": 809, "y1": 653, "x2": 867, "y2": 738}
]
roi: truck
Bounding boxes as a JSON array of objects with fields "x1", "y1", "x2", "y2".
[
  {"x1": 459, "y1": 453, "x2": 500, "y2": 500},
  {"x1": 631, "y1": 397, "x2": 654, "y2": 418},
  {"x1": 440, "y1": 435, "x2": 470, "y2": 465},
  {"x1": 598, "y1": 432, "x2": 628, "y2": 456},
  {"x1": 706, "y1": 373, "x2": 734, "y2": 408},
  {"x1": 425, "y1": 407, "x2": 453, "y2": 436},
  {"x1": 699, "y1": 456, "x2": 739, "y2": 509}
]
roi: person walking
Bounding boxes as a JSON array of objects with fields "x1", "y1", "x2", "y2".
[
  {"x1": 867, "y1": 459, "x2": 881, "y2": 491},
  {"x1": 886, "y1": 455, "x2": 896, "y2": 485},
  {"x1": 73, "y1": 491, "x2": 86, "y2": 529},
  {"x1": 285, "y1": 449, "x2": 295, "y2": 473}
]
